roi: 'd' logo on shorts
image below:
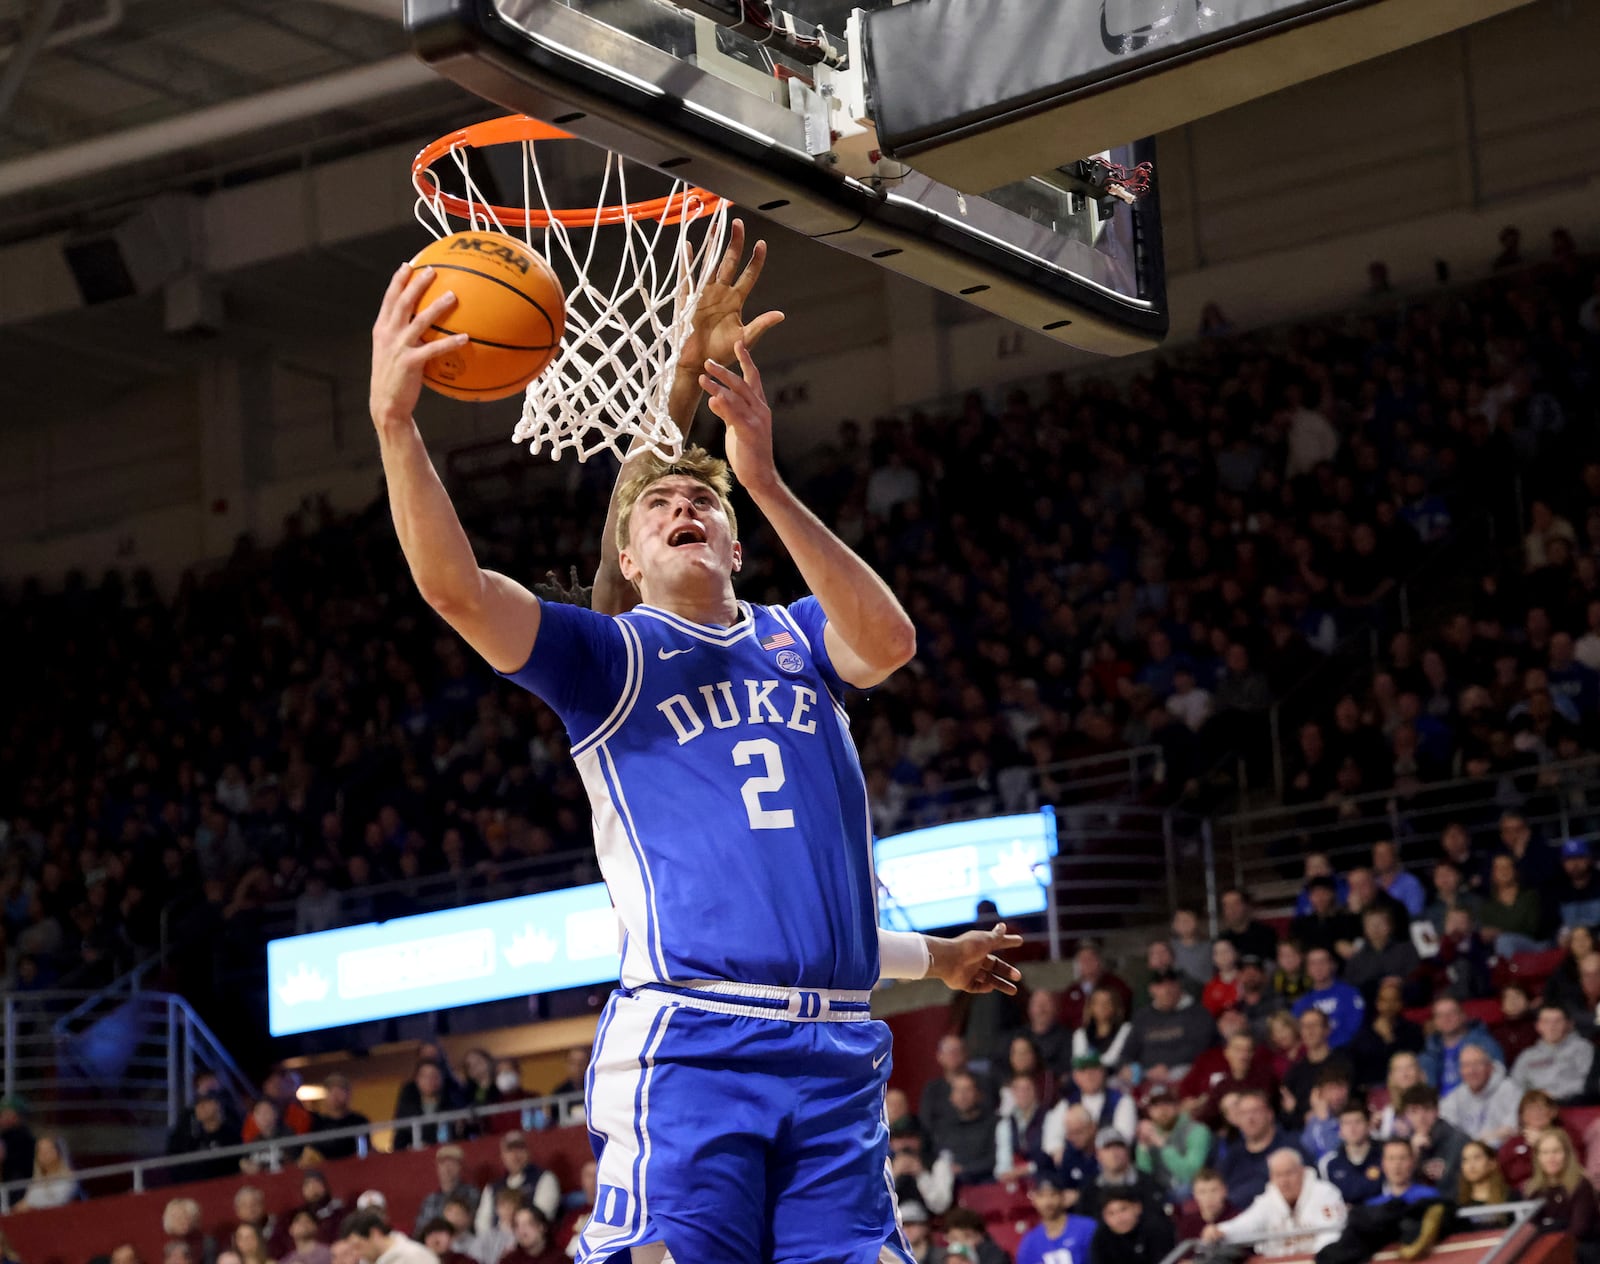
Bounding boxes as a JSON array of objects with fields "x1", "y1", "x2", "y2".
[{"x1": 775, "y1": 649, "x2": 804, "y2": 674}]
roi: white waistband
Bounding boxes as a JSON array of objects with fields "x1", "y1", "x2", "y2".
[{"x1": 638, "y1": 979, "x2": 875, "y2": 1022}]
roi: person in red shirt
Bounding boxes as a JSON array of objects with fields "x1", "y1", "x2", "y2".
[
  {"x1": 1498, "y1": 1089, "x2": 1583, "y2": 1187},
  {"x1": 1173, "y1": 1169, "x2": 1239, "y2": 1242},
  {"x1": 1491, "y1": 983, "x2": 1540, "y2": 1066},
  {"x1": 241, "y1": 1067, "x2": 312, "y2": 1141},
  {"x1": 1203, "y1": 941, "x2": 1242, "y2": 1018},
  {"x1": 1183, "y1": 1030, "x2": 1278, "y2": 1127}
]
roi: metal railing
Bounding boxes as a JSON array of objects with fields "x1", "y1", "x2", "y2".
[
  {"x1": 2, "y1": 990, "x2": 256, "y2": 1141},
  {"x1": 0, "y1": 1091, "x2": 582, "y2": 1213},
  {"x1": 1157, "y1": 1199, "x2": 1543, "y2": 1264},
  {"x1": 1216, "y1": 751, "x2": 1600, "y2": 901}
]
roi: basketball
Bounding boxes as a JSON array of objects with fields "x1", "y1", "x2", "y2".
[{"x1": 410, "y1": 231, "x2": 566, "y2": 402}]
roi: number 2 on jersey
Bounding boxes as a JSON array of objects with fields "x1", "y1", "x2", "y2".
[{"x1": 732, "y1": 738, "x2": 794, "y2": 829}]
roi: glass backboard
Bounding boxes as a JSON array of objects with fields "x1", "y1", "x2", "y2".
[{"x1": 405, "y1": 0, "x2": 1168, "y2": 355}]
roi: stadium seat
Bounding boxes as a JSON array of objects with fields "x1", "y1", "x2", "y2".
[
  {"x1": 961, "y1": 1179, "x2": 1033, "y2": 1221},
  {"x1": 1492, "y1": 948, "x2": 1566, "y2": 994}
]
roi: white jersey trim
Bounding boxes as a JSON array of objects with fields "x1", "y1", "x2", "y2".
[
  {"x1": 632, "y1": 602, "x2": 756, "y2": 646},
  {"x1": 582, "y1": 742, "x2": 670, "y2": 983},
  {"x1": 571, "y1": 618, "x2": 645, "y2": 759}
]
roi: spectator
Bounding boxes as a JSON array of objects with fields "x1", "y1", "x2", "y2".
[
  {"x1": 1372, "y1": 1052, "x2": 1425, "y2": 1140},
  {"x1": 1217, "y1": 1090, "x2": 1306, "y2": 1208},
  {"x1": 280, "y1": 1211, "x2": 333, "y2": 1264},
  {"x1": 1420, "y1": 996, "x2": 1504, "y2": 1095},
  {"x1": 1290, "y1": 878, "x2": 1359, "y2": 957},
  {"x1": 1480, "y1": 854, "x2": 1548, "y2": 957},
  {"x1": 458, "y1": 1048, "x2": 502, "y2": 1118},
  {"x1": 1558, "y1": 954, "x2": 1600, "y2": 1040},
  {"x1": 930, "y1": 1070, "x2": 997, "y2": 1187},
  {"x1": 338, "y1": 1209, "x2": 433, "y2": 1264},
  {"x1": 1265, "y1": 1012, "x2": 1303, "y2": 1083},
  {"x1": 547, "y1": 1048, "x2": 589, "y2": 1099},
  {"x1": 230, "y1": 1225, "x2": 271, "y2": 1264},
  {"x1": 1087, "y1": 1190, "x2": 1175, "y2": 1264},
  {"x1": 497, "y1": 1205, "x2": 562, "y2": 1264},
  {"x1": 1500, "y1": 813, "x2": 1557, "y2": 893},
  {"x1": 1079, "y1": 1129, "x2": 1168, "y2": 1221},
  {"x1": 1550, "y1": 840, "x2": 1600, "y2": 931},
  {"x1": 995, "y1": 1073, "x2": 1060, "y2": 1181},
  {"x1": 1316, "y1": 1140, "x2": 1447, "y2": 1264},
  {"x1": 1072, "y1": 991, "x2": 1132, "y2": 1074},
  {"x1": 1441, "y1": 1044, "x2": 1521, "y2": 1146},
  {"x1": 419, "y1": 1218, "x2": 474, "y2": 1264},
  {"x1": 1169, "y1": 909, "x2": 1212, "y2": 989},
  {"x1": 1525, "y1": 1130, "x2": 1600, "y2": 1262},
  {"x1": 1065, "y1": 1054, "x2": 1138, "y2": 1144},
  {"x1": 1401, "y1": 1084, "x2": 1466, "y2": 1190},
  {"x1": 1015, "y1": 1173, "x2": 1096, "y2": 1264},
  {"x1": 235, "y1": 1187, "x2": 277, "y2": 1252},
  {"x1": 1218, "y1": 889, "x2": 1278, "y2": 963},
  {"x1": 1342, "y1": 908, "x2": 1422, "y2": 1002},
  {"x1": 898, "y1": 1201, "x2": 936, "y2": 1264},
  {"x1": 1493, "y1": 982, "x2": 1541, "y2": 1061},
  {"x1": 941, "y1": 1207, "x2": 1010, "y2": 1264},
  {"x1": 1457, "y1": 1140, "x2": 1512, "y2": 1220},
  {"x1": 415, "y1": 1145, "x2": 479, "y2": 1237},
  {"x1": 1512, "y1": 1005, "x2": 1595, "y2": 1102},
  {"x1": 1318, "y1": 1102, "x2": 1383, "y2": 1205},
  {"x1": 1133, "y1": 1085, "x2": 1208, "y2": 1200},
  {"x1": 920, "y1": 1036, "x2": 987, "y2": 1143},
  {"x1": 393, "y1": 1061, "x2": 465, "y2": 1151},
  {"x1": 885, "y1": 1088, "x2": 932, "y2": 1161},
  {"x1": 1122, "y1": 970, "x2": 1216, "y2": 1085},
  {"x1": 1283, "y1": 1008, "x2": 1352, "y2": 1126},
  {"x1": 245, "y1": 1069, "x2": 312, "y2": 1140},
  {"x1": 1425, "y1": 861, "x2": 1483, "y2": 933},
  {"x1": 1026, "y1": 988, "x2": 1073, "y2": 1079},
  {"x1": 1054, "y1": 1104, "x2": 1102, "y2": 1196},
  {"x1": 1173, "y1": 1169, "x2": 1238, "y2": 1243},
  {"x1": 295, "y1": 1170, "x2": 346, "y2": 1246},
  {"x1": 1200, "y1": 1148, "x2": 1345, "y2": 1258},
  {"x1": 309, "y1": 1074, "x2": 369, "y2": 1161},
  {"x1": 1346, "y1": 868, "x2": 1410, "y2": 938},
  {"x1": 240, "y1": 1099, "x2": 302, "y2": 1173},
  {"x1": 1062, "y1": 943, "x2": 1133, "y2": 1033},
  {"x1": 555, "y1": 1159, "x2": 596, "y2": 1255},
  {"x1": 478, "y1": 1187, "x2": 526, "y2": 1264},
  {"x1": 1270, "y1": 942, "x2": 1311, "y2": 1009},
  {"x1": 1292, "y1": 948, "x2": 1366, "y2": 1049},
  {"x1": 1498, "y1": 1089, "x2": 1572, "y2": 1188},
  {"x1": 13, "y1": 1134, "x2": 78, "y2": 1211},
  {"x1": 1348, "y1": 979, "x2": 1425, "y2": 1088},
  {"x1": 166, "y1": 1090, "x2": 243, "y2": 1183},
  {"x1": 1299, "y1": 1066, "x2": 1355, "y2": 1160},
  {"x1": 475, "y1": 1131, "x2": 560, "y2": 1234},
  {"x1": 1184, "y1": 1024, "x2": 1277, "y2": 1127},
  {"x1": 1493, "y1": 225, "x2": 1522, "y2": 271},
  {"x1": 1372, "y1": 842, "x2": 1426, "y2": 919},
  {"x1": 1201, "y1": 941, "x2": 1242, "y2": 1018},
  {"x1": 0, "y1": 1099, "x2": 35, "y2": 1186},
  {"x1": 161, "y1": 1198, "x2": 214, "y2": 1264}
]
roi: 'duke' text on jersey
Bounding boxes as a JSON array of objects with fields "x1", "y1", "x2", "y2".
[{"x1": 656, "y1": 679, "x2": 821, "y2": 745}]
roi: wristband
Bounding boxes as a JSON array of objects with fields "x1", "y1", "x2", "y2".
[{"x1": 878, "y1": 928, "x2": 931, "y2": 980}]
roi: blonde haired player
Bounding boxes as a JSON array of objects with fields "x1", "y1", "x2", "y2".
[{"x1": 369, "y1": 221, "x2": 1021, "y2": 1264}]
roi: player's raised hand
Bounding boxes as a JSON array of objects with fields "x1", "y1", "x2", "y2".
[
  {"x1": 370, "y1": 262, "x2": 469, "y2": 427},
  {"x1": 681, "y1": 218, "x2": 785, "y2": 374},
  {"x1": 702, "y1": 340, "x2": 780, "y2": 496},
  {"x1": 926, "y1": 922, "x2": 1025, "y2": 996}
]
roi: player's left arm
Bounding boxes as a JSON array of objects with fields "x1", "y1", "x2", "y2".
[
  {"x1": 879, "y1": 923, "x2": 1024, "y2": 995},
  {"x1": 703, "y1": 341, "x2": 915, "y2": 688}
]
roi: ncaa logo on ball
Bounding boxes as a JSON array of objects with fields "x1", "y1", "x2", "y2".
[{"x1": 775, "y1": 649, "x2": 804, "y2": 674}]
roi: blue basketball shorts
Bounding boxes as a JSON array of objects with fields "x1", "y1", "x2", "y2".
[{"x1": 574, "y1": 981, "x2": 916, "y2": 1264}]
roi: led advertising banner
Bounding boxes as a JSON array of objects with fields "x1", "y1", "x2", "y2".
[
  {"x1": 874, "y1": 809, "x2": 1058, "y2": 932},
  {"x1": 267, "y1": 883, "x2": 620, "y2": 1036}
]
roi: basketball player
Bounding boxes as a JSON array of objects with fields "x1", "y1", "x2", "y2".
[{"x1": 369, "y1": 221, "x2": 1022, "y2": 1264}]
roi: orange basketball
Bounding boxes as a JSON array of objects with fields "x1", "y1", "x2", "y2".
[{"x1": 410, "y1": 231, "x2": 566, "y2": 402}]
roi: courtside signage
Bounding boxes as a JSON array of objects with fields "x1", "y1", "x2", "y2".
[
  {"x1": 874, "y1": 809, "x2": 1057, "y2": 932},
  {"x1": 266, "y1": 883, "x2": 620, "y2": 1035}
]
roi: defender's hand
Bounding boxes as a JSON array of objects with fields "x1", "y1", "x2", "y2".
[
  {"x1": 680, "y1": 218, "x2": 785, "y2": 376},
  {"x1": 370, "y1": 262, "x2": 469, "y2": 427},
  {"x1": 702, "y1": 341, "x2": 780, "y2": 496},
  {"x1": 927, "y1": 921, "x2": 1025, "y2": 996}
]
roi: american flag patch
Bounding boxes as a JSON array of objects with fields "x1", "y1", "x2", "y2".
[{"x1": 760, "y1": 631, "x2": 796, "y2": 651}]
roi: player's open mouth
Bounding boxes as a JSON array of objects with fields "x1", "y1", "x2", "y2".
[{"x1": 668, "y1": 526, "x2": 706, "y2": 547}]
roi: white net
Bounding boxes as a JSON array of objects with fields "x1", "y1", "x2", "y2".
[{"x1": 414, "y1": 128, "x2": 730, "y2": 463}]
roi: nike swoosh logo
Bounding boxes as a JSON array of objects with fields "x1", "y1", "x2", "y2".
[
  {"x1": 872, "y1": 1051, "x2": 889, "y2": 1069},
  {"x1": 658, "y1": 647, "x2": 692, "y2": 660}
]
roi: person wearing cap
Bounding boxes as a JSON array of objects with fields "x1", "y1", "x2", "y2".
[
  {"x1": 474, "y1": 1129, "x2": 561, "y2": 1235},
  {"x1": 1134, "y1": 1084, "x2": 1209, "y2": 1200},
  {"x1": 1201, "y1": 1148, "x2": 1346, "y2": 1258},
  {"x1": 414, "y1": 1144, "x2": 479, "y2": 1239},
  {"x1": 165, "y1": 1086, "x2": 243, "y2": 1184},
  {"x1": 1551, "y1": 838, "x2": 1600, "y2": 930},
  {"x1": 1066, "y1": 1052, "x2": 1138, "y2": 1146},
  {"x1": 1078, "y1": 1128, "x2": 1168, "y2": 1221},
  {"x1": 1087, "y1": 1188, "x2": 1175, "y2": 1264},
  {"x1": 896, "y1": 1200, "x2": 936, "y2": 1263},
  {"x1": 1511, "y1": 1004, "x2": 1595, "y2": 1103},
  {"x1": 1015, "y1": 1172, "x2": 1097, "y2": 1264},
  {"x1": 1291, "y1": 876, "x2": 1361, "y2": 958},
  {"x1": 1122, "y1": 969, "x2": 1217, "y2": 1087}
]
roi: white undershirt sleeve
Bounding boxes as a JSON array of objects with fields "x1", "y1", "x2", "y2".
[{"x1": 877, "y1": 927, "x2": 931, "y2": 980}]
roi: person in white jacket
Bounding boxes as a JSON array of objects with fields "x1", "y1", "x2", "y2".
[
  {"x1": 1510, "y1": 1007, "x2": 1595, "y2": 1103},
  {"x1": 993, "y1": 1074, "x2": 1067, "y2": 1181},
  {"x1": 1201, "y1": 1149, "x2": 1347, "y2": 1258},
  {"x1": 1440, "y1": 1045, "x2": 1522, "y2": 1145}
]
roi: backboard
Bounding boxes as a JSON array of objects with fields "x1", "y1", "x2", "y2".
[{"x1": 404, "y1": 0, "x2": 1168, "y2": 356}]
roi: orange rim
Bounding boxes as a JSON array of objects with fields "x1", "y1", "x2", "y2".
[{"x1": 412, "y1": 114, "x2": 727, "y2": 230}]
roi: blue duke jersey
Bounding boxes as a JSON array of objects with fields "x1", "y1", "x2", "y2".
[{"x1": 500, "y1": 595, "x2": 879, "y2": 992}]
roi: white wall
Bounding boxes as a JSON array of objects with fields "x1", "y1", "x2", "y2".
[{"x1": 3, "y1": 0, "x2": 1598, "y2": 589}]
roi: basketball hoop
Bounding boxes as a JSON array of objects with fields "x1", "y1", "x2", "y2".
[{"x1": 412, "y1": 115, "x2": 731, "y2": 463}]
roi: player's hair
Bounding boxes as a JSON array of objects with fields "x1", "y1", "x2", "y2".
[{"x1": 614, "y1": 445, "x2": 739, "y2": 553}]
